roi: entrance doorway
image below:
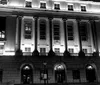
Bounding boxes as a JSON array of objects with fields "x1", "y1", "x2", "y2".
[
  {"x1": 54, "y1": 64, "x2": 66, "y2": 83},
  {"x1": 21, "y1": 64, "x2": 33, "y2": 84},
  {"x1": 86, "y1": 64, "x2": 96, "y2": 82}
]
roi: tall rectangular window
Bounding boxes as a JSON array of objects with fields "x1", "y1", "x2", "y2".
[
  {"x1": 0, "y1": 17, "x2": 6, "y2": 41},
  {"x1": 25, "y1": 0, "x2": 32, "y2": 7},
  {"x1": 24, "y1": 20, "x2": 32, "y2": 39},
  {"x1": 54, "y1": 3, "x2": 60, "y2": 10},
  {"x1": 67, "y1": 21, "x2": 74, "y2": 40},
  {"x1": 40, "y1": 2, "x2": 46, "y2": 9},
  {"x1": 68, "y1": 4, "x2": 73, "y2": 11},
  {"x1": 0, "y1": 0, "x2": 7, "y2": 5},
  {"x1": 53, "y1": 22, "x2": 60, "y2": 40},
  {"x1": 80, "y1": 22, "x2": 88, "y2": 41},
  {"x1": 72, "y1": 70, "x2": 80, "y2": 80},
  {"x1": 40, "y1": 20, "x2": 46, "y2": 40},
  {"x1": 81, "y1": 6, "x2": 86, "y2": 11}
]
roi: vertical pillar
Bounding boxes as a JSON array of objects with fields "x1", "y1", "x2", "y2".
[
  {"x1": 48, "y1": 17, "x2": 55, "y2": 56},
  {"x1": 32, "y1": 17, "x2": 39, "y2": 56},
  {"x1": 15, "y1": 16, "x2": 19, "y2": 51},
  {"x1": 63, "y1": 19, "x2": 67, "y2": 51},
  {"x1": 15, "y1": 16, "x2": 23, "y2": 56},
  {"x1": 90, "y1": 20, "x2": 99, "y2": 56},
  {"x1": 49, "y1": 18, "x2": 53, "y2": 50},
  {"x1": 63, "y1": 19, "x2": 70, "y2": 57},
  {"x1": 18, "y1": 16, "x2": 22, "y2": 50},
  {"x1": 76, "y1": 19, "x2": 85, "y2": 57},
  {"x1": 77, "y1": 19, "x2": 82, "y2": 51},
  {"x1": 15, "y1": 16, "x2": 22, "y2": 50},
  {"x1": 93, "y1": 20, "x2": 99, "y2": 52},
  {"x1": 35, "y1": 17, "x2": 38, "y2": 50}
]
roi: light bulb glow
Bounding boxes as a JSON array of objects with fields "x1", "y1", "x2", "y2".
[
  {"x1": 87, "y1": 65, "x2": 93, "y2": 70},
  {"x1": 24, "y1": 66, "x2": 30, "y2": 70},
  {"x1": 54, "y1": 64, "x2": 65, "y2": 70}
]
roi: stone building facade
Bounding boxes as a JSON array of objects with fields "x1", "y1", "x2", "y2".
[{"x1": 0, "y1": 0, "x2": 100, "y2": 85}]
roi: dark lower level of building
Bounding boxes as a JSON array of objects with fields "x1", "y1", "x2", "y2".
[{"x1": 0, "y1": 54, "x2": 99, "y2": 85}]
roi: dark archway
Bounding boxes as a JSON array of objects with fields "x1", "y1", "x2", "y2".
[
  {"x1": 86, "y1": 64, "x2": 96, "y2": 82},
  {"x1": 54, "y1": 64, "x2": 66, "y2": 83},
  {"x1": 21, "y1": 64, "x2": 33, "y2": 84}
]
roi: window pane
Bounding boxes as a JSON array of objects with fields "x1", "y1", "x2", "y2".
[
  {"x1": 40, "y1": 20, "x2": 46, "y2": 40},
  {"x1": 24, "y1": 20, "x2": 32, "y2": 39},
  {"x1": 26, "y1": 1, "x2": 32, "y2": 7},
  {"x1": 68, "y1": 48, "x2": 74, "y2": 53},
  {"x1": 81, "y1": 6, "x2": 86, "y2": 11},
  {"x1": 53, "y1": 22, "x2": 60, "y2": 40},
  {"x1": 40, "y1": 3, "x2": 46, "y2": 8},
  {"x1": 0, "y1": 0, "x2": 7, "y2": 4},
  {"x1": 40, "y1": 48, "x2": 46, "y2": 53},
  {"x1": 0, "y1": 17, "x2": 6, "y2": 40},
  {"x1": 68, "y1": 5, "x2": 73, "y2": 11},
  {"x1": 54, "y1": 4, "x2": 60, "y2": 10},
  {"x1": 80, "y1": 22, "x2": 88, "y2": 41},
  {"x1": 67, "y1": 21, "x2": 74, "y2": 40},
  {"x1": 54, "y1": 48, "x2": 60, "y2": 53},
  {"x1": 25, "y1": 47, "x2": 31, "y2": 52},
  {"x1": 82, "y1": 49, "x2": 87, "y2": 53}
]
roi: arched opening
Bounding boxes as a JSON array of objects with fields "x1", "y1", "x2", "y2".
[
  {"x1": 21, "y1": 64, "x2": 33, "y2": 84},
  {"x1": 54, "y1": 63, "x2": 66, "y2": 83},
  {"x1": 85, "y1": 64, "x2": 96, "y2": 82}
]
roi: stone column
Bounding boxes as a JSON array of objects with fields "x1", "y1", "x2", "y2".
[
  {"x1": 15, "y1": 16, "x2": 19, "y2": 51},
  {"x1": 18, "y1": 16, "x2": 22, "y2": 50},
  {"x1": 90, "y1": 20, "x2": 99, "y2": 56},
  {"x1": 63, "y1": 19, "x2": 70, "y2": 57},
  {"x1": 15, "y1": 16, "x2": 23, "y2": 56},
  {"x1": 63, "y1": 19, "x2": 67, "y2": 51},
  {"x1": 35, "y1": 17, "x2": 38, "y2": 50},
  {"x1": 32, "y1": 17, "x2": 39, "y2": 56},
  {"x1": 77, "y1": 19, "x2": 82, "y2": 51},
  {"x1": 48, "y1": 18, "x2": 55, "y2": 56},
  {"x1": 76, "y1": 19, "x2": 85, "y2": 57}
]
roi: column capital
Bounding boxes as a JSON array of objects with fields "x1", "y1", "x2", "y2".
[
  {"x1": 89, "y1": 19, "x2": 98, "y2": 23},
  {"x1": 76, "y1": 17, "x2": 82, "y2": 21},
  {"x1": 48, "y1": 17, "x2": 53, "y2": 20},
  {"x1": 34, "y1": 16, "x2": 38, "y2": 19},
  {"x1": 62, "y1": 18, "x2": 67, "y2": 21},
  {"x1": 16, "y1": 15, "x2": 23, "y2": 18}
]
